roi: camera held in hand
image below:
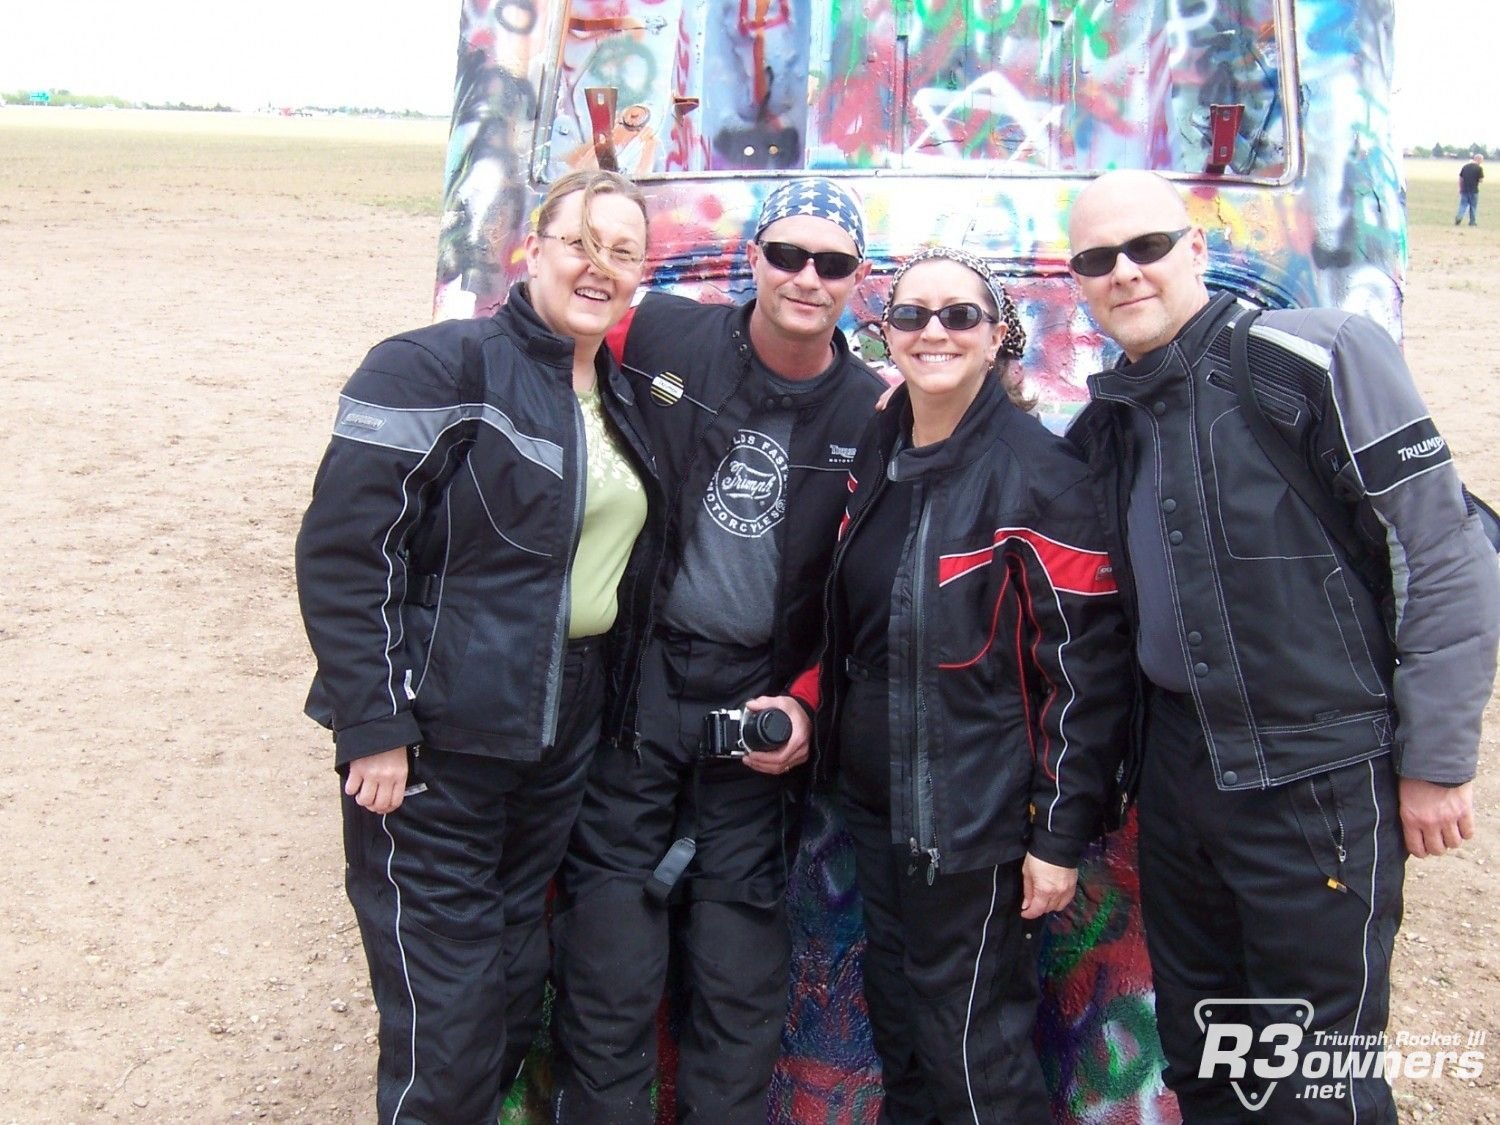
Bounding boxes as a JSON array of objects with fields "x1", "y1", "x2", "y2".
[{"x1": 701, "y1": 707, "x2": 793, "y2": 759}]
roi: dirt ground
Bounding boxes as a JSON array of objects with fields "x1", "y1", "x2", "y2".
[{"x1": 1, "y1": 110, "x2": 1495, "y2": 1122}]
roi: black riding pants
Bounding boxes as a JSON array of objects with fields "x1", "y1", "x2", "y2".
[
  {"x1": 1138, "y1": 688, "x2": 1403, "y2": 1123},
  {"x1": 837, "y1": 675, "x2": 1050, "y2": 1125},
  {"x1": 342, "y1": 638, "x2": 603, "y2": 1125},
  {"x1": 551, "y1": 633, "x2": 795, "y2": 1125}
]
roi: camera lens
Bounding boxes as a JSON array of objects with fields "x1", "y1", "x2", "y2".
[{"x1": 742, "y1": 708, "x2": 792, "y2": 752}]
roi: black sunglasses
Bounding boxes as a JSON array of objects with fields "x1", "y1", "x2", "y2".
[
  {"x1": 885, "y1": 302, "x2": 995, "y2": 333},
  {"x1": 757, "y1": 240, "x2": 862, "y2": 280},
  {"x1": 1068, "y1": 228, "x2": 1191, "y2": 277}
]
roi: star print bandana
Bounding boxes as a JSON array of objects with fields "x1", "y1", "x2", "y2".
[{"x1": 753, "y1": 179, "x2": 867, "y2": 258}]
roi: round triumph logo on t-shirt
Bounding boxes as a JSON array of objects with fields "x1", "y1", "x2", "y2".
[{"x1": 704, "y1": 429, "x2": 788, "y2": 538}]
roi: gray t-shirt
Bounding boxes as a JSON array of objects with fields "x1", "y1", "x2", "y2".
[{"x1": 661, "y1": 359, "x2": 831, "y2": 646}]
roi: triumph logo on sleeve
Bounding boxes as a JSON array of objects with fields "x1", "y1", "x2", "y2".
[
  {"x1": 1354, "y1": 417, "x2": 1452, "y2": 495},
  {"x1": 1395, "y1": 435, "x2": 1446, "y2": 461}
]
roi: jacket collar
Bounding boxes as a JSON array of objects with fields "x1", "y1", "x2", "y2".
[
  {"x1": 1087, "y1": 290, "x2": 1240, "y2": 400},
  {"x1": 493, "y1": 281, "x2": 577, "y2": 372},
  {"x1": 879, "y1": 374, "x2": 1014, "y2": 482}
]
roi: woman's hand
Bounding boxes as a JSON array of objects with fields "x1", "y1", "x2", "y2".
[
  {"x1": 1020, "y1": 853, "x2": 1077, "y2": 919},
  {"x1": 345, "y1": 745, "x2": 410, "y2": 814}
]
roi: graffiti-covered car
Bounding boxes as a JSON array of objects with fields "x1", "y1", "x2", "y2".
[
  {"x1": 438, "y1": 0, "x2": 1402, "y2": 422},
  {"x1": 434, "y1": 0, "x2": 1404, "y2": 1120}
]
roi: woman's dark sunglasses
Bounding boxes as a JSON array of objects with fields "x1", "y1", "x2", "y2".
[
  {"x1": 885, "y1": 302, "x2": 995, "y2": 333},
  {"x1": 757, "y1": 240, "x2": 862, "y2": 280},
  {"x1": 1068, "y1": 228, "x2": 1190, "y2": 277}
]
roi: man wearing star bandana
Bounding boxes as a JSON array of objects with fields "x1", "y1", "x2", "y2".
[{"x1": 550, "y1": 179, "x2": 886, "y2": 1123}]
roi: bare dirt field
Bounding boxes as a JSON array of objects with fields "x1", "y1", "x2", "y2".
[{"x1": 0, "y1": 111, "x2": 1495, "y2": 1122}]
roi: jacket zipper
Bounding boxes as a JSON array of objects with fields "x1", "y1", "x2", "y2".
[
  {"x1": 1111, "y1": 423, "x2": 1147, "y2": 826},
  {"x1": 815, "y1": 459, "x2": 886, "y2": 786},
  {"x1": 599, "y1": 379, "x2": 661, "y2": 762},
  {"x1": 907, "y1": 491, "x2": 940, "y2": 884},
  {"x1": 541, "y1": 395, "x2": 587, "y2": 747}
]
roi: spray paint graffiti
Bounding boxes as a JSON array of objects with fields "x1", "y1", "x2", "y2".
[
  {"x1": 437, "y1": 0, "x2": 1404, "y2": 369},
  {"x1": 436, "y1": 1, "x2": 1405, "y2": 1120}
]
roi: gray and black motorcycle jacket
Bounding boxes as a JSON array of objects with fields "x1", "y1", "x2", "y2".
[
  {"x1": 296, "y1": 283, "x2": 658, "y2": 767},
  {"x1": 1068, "y1": 291, "x2": 1499, "y2": 792}
]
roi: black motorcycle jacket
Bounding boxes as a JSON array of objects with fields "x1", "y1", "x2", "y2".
[
  {"x1": 297, "y1": 283, "x2": 658, "y2": 766},
  {"x1": 807, "y1": 377, "x2": 1133, "y2": 876},
  {"x1": 600, "y1": 291, "x2": 887, "y2": 748}
]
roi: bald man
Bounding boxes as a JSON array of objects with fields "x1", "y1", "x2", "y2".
[{"x1": 1065, "y1": 171, "x2": 1499, "y2": 1122}]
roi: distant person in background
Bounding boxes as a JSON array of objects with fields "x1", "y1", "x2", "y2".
[{"x1": 1457, "y1": 152, "x2": 1484, "y2": 225}]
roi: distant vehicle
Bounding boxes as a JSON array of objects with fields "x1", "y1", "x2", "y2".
[{"x1": 435, "y1": 1, "x2": 1405, "y2": 1119}]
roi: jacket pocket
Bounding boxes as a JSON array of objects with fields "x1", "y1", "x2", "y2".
[
  {"x1": 933, "y1": 534, "x2": 1009, "y2": 671},
  {"x1": 1208, "y1": 408, "x2": 1332, "y2": 563},
  {"x1": 405, "y1": 595, "x2": 469, "y2": 724},
  {"x1": 1319, "y1": 567, "x2": 1388, "y2": 699}
]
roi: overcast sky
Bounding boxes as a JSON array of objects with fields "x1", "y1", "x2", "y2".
[
  {"x1": 0, "y1": 1, "x2": 1490, "y2": 145},
  {"x1": 0, "y1": 1, "x2": 462, "y2": 115}
]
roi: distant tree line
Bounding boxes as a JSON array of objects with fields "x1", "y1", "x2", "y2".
[
  {"x1": 2, "y1": 89, "x2": 135, "y2": 109},
  {"x1": 1, "y1": 89, "x2": 230, "y2": 110},
  {"x1": 1419, "y1": 143, "x2": 1496, "y2": 159},
  {"x1": 2, "y1": 89, "x2": 436, "y2": 117}
]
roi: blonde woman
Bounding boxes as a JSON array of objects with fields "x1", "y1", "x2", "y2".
[{"x1": 296, "y1": 170, "x2": 655, "y2": 1123}]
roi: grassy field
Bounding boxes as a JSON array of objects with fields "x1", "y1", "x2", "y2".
[{"x1": 1, "y1": 107, "x2": 450, "y2": 215}]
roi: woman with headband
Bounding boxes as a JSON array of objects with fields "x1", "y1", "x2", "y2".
[{"x1": 791, "y1": 247, "x2": 1132, "y2": 1120}]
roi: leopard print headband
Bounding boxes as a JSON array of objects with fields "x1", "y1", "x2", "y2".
[{"x1": 885, "y1": 246, "x2": 1027, "y2": 360}]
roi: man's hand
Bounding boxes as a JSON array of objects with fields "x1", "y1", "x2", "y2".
[
  {"x1": 1020, "y1": 853, "x2": 1077, "y2": 919},
  {"x1": 1399, "y1": 777, "x2": 1475, "y2": 858},
  {"x1": 345, "y1": 745, "x2": 410, "y2": 814},
  {"x1": 740, "y1": 696, "x2": 811, "y2": 776}
]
